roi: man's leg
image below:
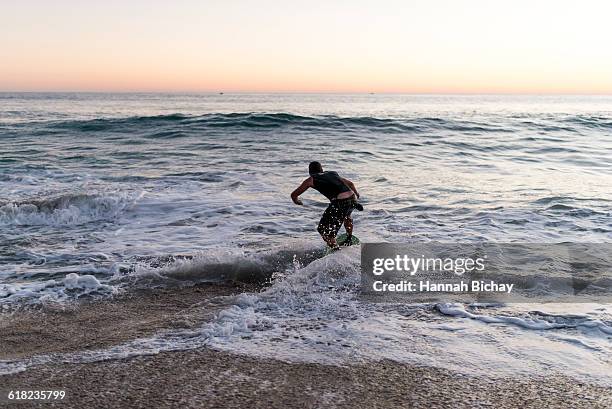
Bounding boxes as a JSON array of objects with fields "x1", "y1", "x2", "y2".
[
  {"x1": 340, "y1": 216, "x2": 353, "y2": 246},
  {"x1": 318, "y1": 203, "x2": 341, "y2": 249},
  {"x1": 317, "y1": 222, "x2": 338, "y2": 248},
  {"x1": 344, "y1": 216, "x2": 353, "y2": 236},
  {"x1": 322, "y1": 233, "x2": 338, "y2": 248}
]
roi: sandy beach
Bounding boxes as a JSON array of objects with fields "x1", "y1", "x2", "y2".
[{"x1": 1, "y1": 284, "x2": 610, "y2": 409}]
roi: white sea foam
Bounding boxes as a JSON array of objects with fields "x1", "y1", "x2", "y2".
[
  {"x1": 437, "y1": 302, "x2": 612, "y2": 334},
  {"x1": 0, "y1": 273, "x2": 115, "y2": 305},
  {"x1": 63, "y1": 273, "x2": 103, "y2": 290}
]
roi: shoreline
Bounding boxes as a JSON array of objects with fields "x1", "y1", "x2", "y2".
[{"x1": 1, "y1": 284, "x2": 610, "y2": 408}]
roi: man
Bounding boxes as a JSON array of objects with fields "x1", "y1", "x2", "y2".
[{"x1": 291, "y1": 161, "x2": 363, "y2": 250}]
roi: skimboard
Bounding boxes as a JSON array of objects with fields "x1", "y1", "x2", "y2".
[{"x1": 325, "y1": 233, "x2": 360, "y2": 255}]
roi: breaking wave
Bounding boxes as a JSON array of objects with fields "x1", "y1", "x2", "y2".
[
  {"x1": 0, "y1": 192, "x2": 142, "y2": 226},
  {"x1": 123, "y1": 244, "x2": 326, "y2": 286}
]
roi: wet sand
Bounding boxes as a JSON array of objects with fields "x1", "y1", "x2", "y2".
[{"x1": 1, "y1": 284, "x2": 611, "y2": 409}]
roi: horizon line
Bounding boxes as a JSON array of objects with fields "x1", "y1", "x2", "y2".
[{"x1": 2, "y1": 90, "x2": 612, "y2": 96}]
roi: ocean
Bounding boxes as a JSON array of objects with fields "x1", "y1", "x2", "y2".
[{"x1": 0, "y1": 93, "x2": 611, "y2": 383}]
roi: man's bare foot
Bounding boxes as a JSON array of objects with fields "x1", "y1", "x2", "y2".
[{"x1": 341, "y1": 234, "x2": 353, "y2": 246}]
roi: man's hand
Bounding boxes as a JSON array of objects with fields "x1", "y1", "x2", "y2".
[{"x1": 291, "y1": 177, "x2": 313, "y2": 206}]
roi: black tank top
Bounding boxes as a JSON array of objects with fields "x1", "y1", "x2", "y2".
[{"x1": 311, "y1": 171, "x2": 351, "y2": 201}]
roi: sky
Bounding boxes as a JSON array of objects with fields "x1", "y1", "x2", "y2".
[{"x1": 1, "y1": 0, "x2": 611, "y2": 93}]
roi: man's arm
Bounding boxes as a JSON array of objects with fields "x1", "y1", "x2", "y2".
[
  {"x1": 341, "y1": 177, "x2": 360, "y2": 198},
  {"x1": 290, "y1": 177, "x2": 313, "y2": 205}
]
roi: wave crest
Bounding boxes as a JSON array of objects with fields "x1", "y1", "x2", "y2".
[
  {"x1": 35, "y1": 113, "x2": 523, "y2": 135},
  {"x1": 0, "y1": 192, "x2": 141, "y2": 226}
]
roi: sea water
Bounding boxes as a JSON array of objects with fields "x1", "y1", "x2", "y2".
[{"x1": 0, "y1": 93, "x2": 610, "y2": 383}]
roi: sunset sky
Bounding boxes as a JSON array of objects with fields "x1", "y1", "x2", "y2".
[{"x1": 1, "y1": 0, "x2": 611, "y2": 93}]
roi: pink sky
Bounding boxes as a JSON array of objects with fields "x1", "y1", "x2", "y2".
[{"x1": 2, "y1": 0, "x2": 611, "y2": 93}]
